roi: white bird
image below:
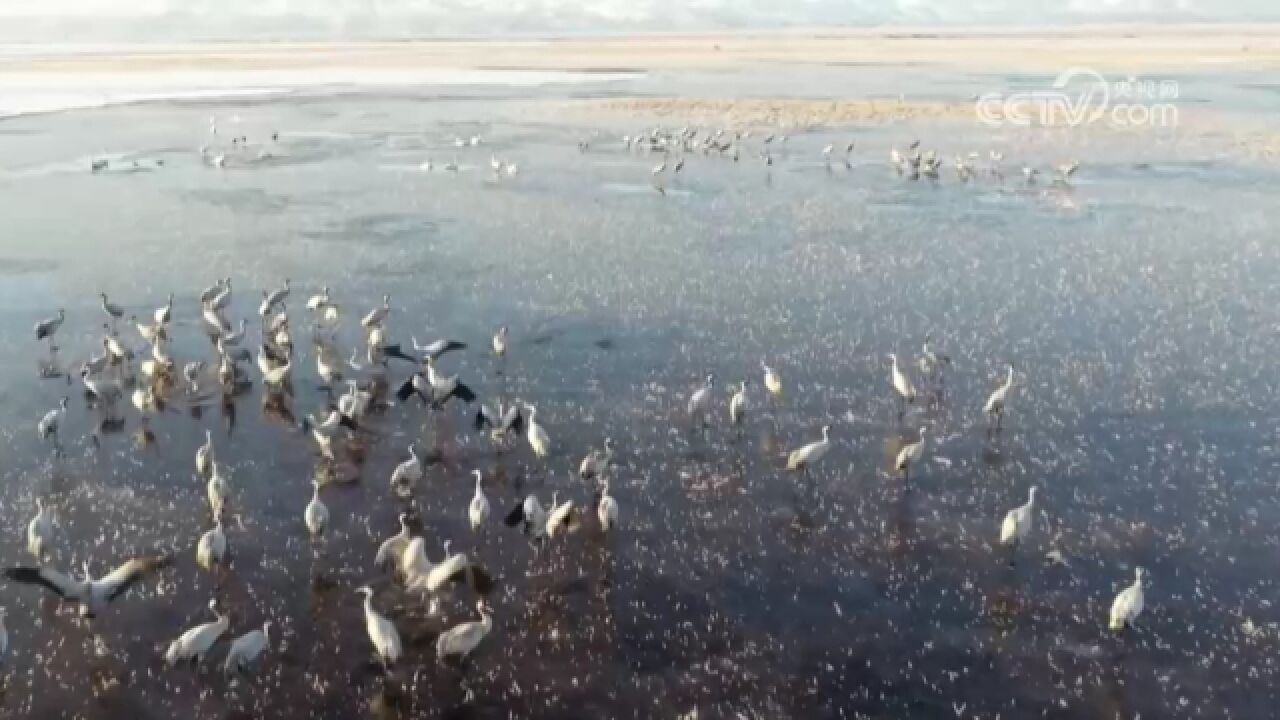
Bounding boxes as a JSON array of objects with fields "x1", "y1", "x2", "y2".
[
  {"x1": 526, "y1": 405, "x2": 551, "y2": 458},
  {"x1": 468, "y1": 470, "x2": 490, "y2": 531},
  {"x1": 305, "y1": 286, "x2": 330, "y2": 311},
  {"x1": 131, "y1": 384, "x2": 156, "y2": 414},
  {"x1": 1109, "y1": 567, "x2": 1147, "y2": 631},
  {"x1": 545, "y1": 492, "x2": 576, "y2": 539},
  {"x1": 27, "y1": 498, "x2": 54, "y2": 559},
  {"x1": 406, "y1": 544, "x2": 495, "y2": 605},
  {"x1": 361, "y1": 295, "x2": 391, "y2": 329},
  {"x1": 165, "y1": 599, "x2": 229, "y2": 666},
  {"x1": 37, "y1": 397, "x2": 69, "y2": 442},
  {"x1": 196, "y1": 517, "x2": 228, "y2": 570},
  {"x1": 492, "y1": 326, "x2": 508, "y2": 357},
  {"x1": 436, "y1": 601, "x2": 493, "y2": 661},
  {"x1": 202, "y1": 304, "x2": 230, "y2": 336},
  {"x1": 597, "y1": 478, "x2": 619, "y2": 532},
  {"x1": 787, "y1": 425, "x2": 832, "y2": 474},
  {"x1": 888, "y1": 353, "x2": 917, "y2": 412},
  {"x1": 338, "y1": 380, "x2": 373, "y2": 421},
  {"x1": 305, "y1": 483, "x2": 329, "y2": 537},
  {"x1": 151, "y1": 335, "x2": 174, "y2": 368},
  {"x1": 259, "y1": 279, "x2": 289, "y2": 316},
  {"x1": 154, "y1": 293, "x2": 173, "y2": 326},
  {"x1": 761, "y1": 359, "x2": 783, "y2": 400},
  {"x1": 273, "y1": 327, "x2": 294, "y2": 359},
  {"x1": 475, "y1": 400, "x2": 524, "y2": 443},
  {"x1": 419, "y1": 356, "x2": 477, "y2": 405},
  {"x1": 132, "y1": 315, "x2": 163, "y2": 343},
  {"x1": 102, "y1": 326, "x2": 128, "y2": 362},
  {"x1": 895, "y1": 427, "x2": 927, "y2": 481},
  {"x1": 374, "y1": 513, "x2": 412, "y2": 572},
  {"x1": 357, "y1": 586, "x2": 402, "y2": 669},
  {"x1": 578, "y1": 438, "x2": 614, "y2": 481},
  {"x1": 223, "y1": 621, "x2": 272, "y2": 675},
  {"x1": 262, "y1": 361, "x2": 292, "y2": 389},
  {"x1": 267, "y1": 308, "x2": 289, "y2": 336},
  {"x1": 999, "y1": 486, "x2": 1037, "y2": 563},
  {"x1": 206, "y1": 279, "x2": 232, "y2": 310},
  {"x1": 207, "y1": 461, "x2": 230, "y2": 518},
  {"x1": 983, "y1": 363, "x2": 1017, "y2": 430},
  {"x1": 389, "y1": 443, "x2": 423, "y2": 495},
  {"x1": 4, "y1": 554, "x2": 171, "y2": 618},
  {"x1": 308, "y1": 405, "x2": 355, "y2": 437},
  {"x1": 399, "y1": 536, "x2": 436, "y2": 580},
  {"x1": 729, "y1": 380, "x2": 749, "y2": 427},
  {"x1": 503, "y1": 494, "x2": 548, "y2": 538},
  {"x1": 687, "y1": 374, "x2": 714, "y2": 423},
  {"x1": 219, "y1": 318, "x2": 246, "y2": 346},
  {"x1": 196, "y1": 430, "x2": 215, "y2": 478}
]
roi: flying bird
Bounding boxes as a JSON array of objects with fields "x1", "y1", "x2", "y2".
[{"x1": 5, "y1": 553, "x2": 172, "y2": 618}]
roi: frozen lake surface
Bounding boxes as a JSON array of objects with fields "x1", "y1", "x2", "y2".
[{"x1": 0, "y1": 62, "x2": 1278, "y2": 719}]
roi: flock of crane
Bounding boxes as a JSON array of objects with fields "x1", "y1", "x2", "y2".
[
  {"x1": 4, "y1": 274, "x2": 1148, "y2": 679},
  {"x1": 611, "y1": 126, "x2": 1080, "y2": 192}
]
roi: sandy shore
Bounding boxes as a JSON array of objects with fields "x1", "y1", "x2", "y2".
[{"x1": 3, "y1": 26, "x2": 1279, "y2": 74}]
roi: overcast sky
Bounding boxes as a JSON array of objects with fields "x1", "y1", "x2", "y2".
[{"x1": 0, "y1": 0, "x2": 1275, "y2": 38}]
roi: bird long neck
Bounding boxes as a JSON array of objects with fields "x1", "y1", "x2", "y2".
[{"x1": 1004, "y1": 366, "x2": 1014, "y2": 388}]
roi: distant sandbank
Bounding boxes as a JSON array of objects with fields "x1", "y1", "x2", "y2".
[{"x1": 2, "y1": 26, "x2": 1278, "y2": 74}]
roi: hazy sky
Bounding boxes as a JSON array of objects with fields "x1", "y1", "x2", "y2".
[{"x1": 0, "y1": 0, "x2": 1275, "y2": 35}]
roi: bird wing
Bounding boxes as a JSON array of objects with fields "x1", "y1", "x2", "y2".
[
  {"x1": 428, "y1": 555, "x2": 494, "y2": 595},
  {"x1": 503, "y1": 501, "x2": 525, "y2": 527},
  {"x1": 502, "y1": 406, "x2": 525, "y2": 436},
  {"x1": 395, "y1": 377, "x2": 416, "y2": 403},
  {"x1": 98, "y1": 554, "x2": 171, "y2": 601},
  {"x1": 548, "y1": 504, "x2": 577, "y2": 535},
  {"x1": 450, "y1": 382, "x2": 477, "y2": 404},
  {"x1": 4, "y1": 565, "x2": 80, "y2": 599},
  {"x1": 475, "y1": 405, "x2": 493, "y2": 431},
  {"x1": 381, "y1": 344, "x2": 418, "y2": 364},
  {"x1": 424, "y1": 339, "x2": 467, "y2": 359},
  {"x1": 999, "y1": 512, "x2": 1019, "y2": 543},
  {"x1": 895, "y1": 446, "x2": 910, "y2": 469}
]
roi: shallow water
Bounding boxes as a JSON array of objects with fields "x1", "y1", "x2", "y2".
[{"x1": 1, "y1": 66, "x2": 1279, "y2": 719}]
